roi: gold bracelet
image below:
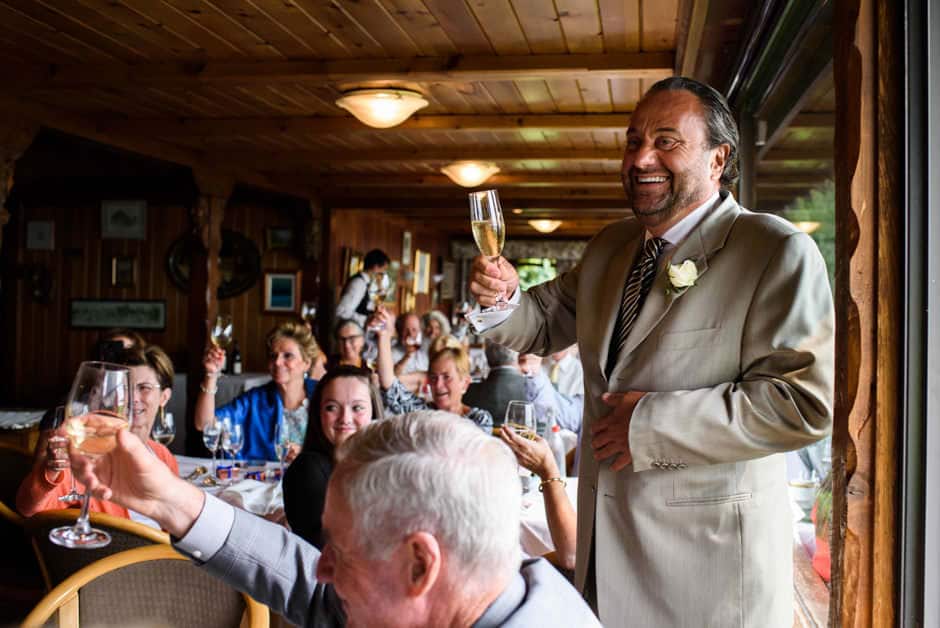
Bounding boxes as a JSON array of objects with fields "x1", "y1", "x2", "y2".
[{"x1": 538, "y1": 477, "x2": 566, "y2": 492}]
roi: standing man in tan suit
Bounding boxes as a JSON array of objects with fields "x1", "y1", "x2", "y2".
[{"x1": 469, "y1": 77, "x2": 834, "y2": 627}]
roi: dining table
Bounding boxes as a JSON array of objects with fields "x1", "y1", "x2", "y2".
[{"x1": 177, "y1": 454, "x2": 578, "y2": 559}]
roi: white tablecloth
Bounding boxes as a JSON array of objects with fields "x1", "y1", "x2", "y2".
[
  {"x1": 176, "y1": 455, "x2": 284, "y2": 520},
  {"x1": 0, "y1": 410, "x2": 45, "y2": 430},
  {"x1": 519, "y1": 477, "x2": 579, "y2": 558}
]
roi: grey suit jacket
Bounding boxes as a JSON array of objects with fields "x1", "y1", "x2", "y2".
[
  {"x1": 463, "y1": 366, "x2": 527, "y2": 425},
  {"x1": 483, "y1": 192, "x2": 834, "y2": 627},
  {"x1": 189, "y1": 505, "x2": 599, "y2": 627}
]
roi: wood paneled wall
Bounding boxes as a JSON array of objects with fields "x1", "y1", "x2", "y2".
[{"x1": 325, "y1": 209, "x2": 453, "y2": 331}]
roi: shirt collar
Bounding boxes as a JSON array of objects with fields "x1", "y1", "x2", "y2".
[{"x1": 649, "y1": 191, "x2": 720, "y2": 246}]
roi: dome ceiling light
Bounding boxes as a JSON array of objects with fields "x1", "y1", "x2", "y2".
[
  {"x1": 528, "y1": 219, "x2": 563, "y2": 234},
  {"x1": 440, "y1": 161, "x2": 500, "y2": 188},
  {"x1": 335, "y1": 88, "x2": 429, "y2": 128}
]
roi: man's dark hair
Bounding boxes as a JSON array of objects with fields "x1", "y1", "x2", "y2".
[
  {"x1": 363, "y1": 249, "x2": 390, "y2": 271},
  {"x1": 484, "y1": 340, "x2": 518, "y2": 368},
  {"x1": 646, "y1": 77, "x2": 740, "y2": 187}
]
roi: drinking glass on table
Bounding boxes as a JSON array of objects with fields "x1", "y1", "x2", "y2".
[
  {"x1": 151, "y1": 410, "x2": 175, "y2": 446},
  {"x1": 203, "y1": 419, "x2": 223, "y2": 476},
  {"x1": 469, "y1": 189, "x2": 516, "y2": 311},
  {"x1": 274, "y1": 413, "x2": 295, "y2": 479},
  {"x1": 220, "y1": 422, "x2": 244, "y2": 485},
  {"x1": 49, "y1": 362, "x2": 131, "y2": 549}
]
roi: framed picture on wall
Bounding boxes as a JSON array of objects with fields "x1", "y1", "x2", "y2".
[
  {"x1": 101, "y1": 200, "x2": 147, "y2": 240},
  {"x1": 70, "y1": 299, "x2": 166, "y2": 330},
  {"x1": 342, "y1": 247, "x2": 364, "y2": 285},
  {"x1": 385, "y1": 261, "x2": 401, "y2": 303},
  {"x1": 264, "y1": 271, "x2": 300, "y2": 313},
  {"x1": 110, "y1": 256, "x2": 137, "y2": 288},
  {"x1": 26, "y1": 221, "x2": 54, "y2": 250},
  {"x1": 401, "y1": 231, "x2": 412, "y2": 265},
  {"x1": 413, "y1": 250, "x2": 430, "y2": 295},
  {"x1": 265, "y1": 226, "x2": 294, "y2": 250},
  {"x1": 440, "y1": 261, "x2": 456, "y2": 300}
]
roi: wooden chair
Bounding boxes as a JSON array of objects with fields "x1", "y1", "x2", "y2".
[
  {"x1": 0, "y1": 442, "x2": 34, "y2": 525},
  {"x1": 0, "y1": 443, "x2": 45, "y2": 621},
  {"x1": 22, "y1": 544, "x2": 269, "y2": 628},
  {"x1": 25, "y1": 509, "x2": 170, "y2": 590}
]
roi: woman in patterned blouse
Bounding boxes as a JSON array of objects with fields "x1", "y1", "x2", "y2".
[{"x1": 372, "y1": 308, "x2": 493, "y2": 431}]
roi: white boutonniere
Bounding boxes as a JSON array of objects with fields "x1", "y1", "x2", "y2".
[{"x1": 667, "y1": 259, "x2": 699, "y2": 294}]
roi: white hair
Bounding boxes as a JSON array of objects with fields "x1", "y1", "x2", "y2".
[{"x1": 335, "y1": 410, "x2": 521, "y2": 582}]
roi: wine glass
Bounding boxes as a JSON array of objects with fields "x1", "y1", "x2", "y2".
[
  {"x1": 366, "y1": 273, "x2": 391, "y2": 331},
  {"x1": 50, "y1": 406, "x2": 84, "y2": 505},
  {"x1": 49, "y1": 362, "x2": 131, "y2": 549},
  {"x1": 151, "y1": 410, "x2": 175, "y2": 446},
  {"x1": 469, "y1": 189, "x2": 516, "y2": 311},
  {"x1": 210, "y1": 314, "x2": 234, "y2": 349},
  {"x1": 221, "y1": 422, "x2": 244, "y2": 485},
  {"x1": 202, "y1": 420, "x2": 223, "y2": 476},
  {"x1": 504, "y1": 401, "x2": 537, "y2": 493},
  {"x1": 274, "y1": 413, "x2": 293, "y2": 479}
]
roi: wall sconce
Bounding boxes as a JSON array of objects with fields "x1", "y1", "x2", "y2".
[
  {"x1": 440, "y1": 161, "x2": 500, "y2": 188},
  {"x1": 528, "y1": 219, "x2": 563, "y2": 234},
  {"x1": 335, "y1": 88, "x2": 429, "y2": 128}
]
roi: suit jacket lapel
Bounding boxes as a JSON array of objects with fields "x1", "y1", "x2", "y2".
[
  {"x1": 596, "y1": 230, "x2": 645, "y2": 380},
  {"x1": 610, "y1": 193, "x2": 742, "y2": 375}
]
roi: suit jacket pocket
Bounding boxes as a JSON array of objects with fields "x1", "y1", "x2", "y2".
[
  {"x1": 667, "y1": 492, "x2": 752, "y2": 507},
  {"x1": 658, "y1": 326, "x2": 722, "y2": 351}
]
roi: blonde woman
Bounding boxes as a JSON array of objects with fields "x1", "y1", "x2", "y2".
[{"x1": 372, "y1": 308, "x2": 492, "y2": 431}]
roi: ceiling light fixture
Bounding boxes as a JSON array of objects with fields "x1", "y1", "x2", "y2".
[
  {"x1": 792, "y1": 221, "x2": 821, "y2": 234},
  {"x1": 512, "y1": 208, "x2": 524, "y2": 215},
  {"x1": 528, "y1": 219, "x2": 563, "y2": 234},
  {"x1": 335, "y1": 88, "x2": 429, "y2": 128},
  {"x1": 440, "y1": 161, "x2": 500, "y2": 188}
]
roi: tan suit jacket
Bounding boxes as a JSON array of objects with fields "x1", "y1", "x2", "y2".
[{"x1": 484, "y1": 192, "x2": 834, "y2": 627}]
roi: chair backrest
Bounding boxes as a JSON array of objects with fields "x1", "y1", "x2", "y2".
[
  {"x1": 22, "y1": 544, "x2": 269, "y2": 628},
  {"x1": 25, "y1": 509, "x2": 170, "y2": 589},
  {"x1": 0, "y1": 442, "x2": 35, "y2": 525}
]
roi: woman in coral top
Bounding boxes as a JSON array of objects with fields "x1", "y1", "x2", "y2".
[{"x1": 17, "y1": 345, "x2": 179, "y2": 521}]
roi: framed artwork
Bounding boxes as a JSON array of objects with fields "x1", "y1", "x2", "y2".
[
  {"x1": 265, "y1": 226, "x2": 294, "y2": 250},
  {"x1": 401, "y1": 231, "x2": 412, "y2": 265},
  {"x1": 70, "y1": 299, "x2": 166, "y2": 330},
  {"x1": 264, "y1": 271, "x2": 300, "y2": 313},
  {"x1": 384, "y1": 261, "x2": 400, "y2": 303},
  {"x1": 101, "y1": 200, "x2": 147, "y2": 240},
  {"x1": 110, "y1": 256, "x2": 137, "y2": 288},
  {"x1": 26, "y1": 220, "x2": 54, "y2": 250},
  {"x1": 440, "y1": 260, "x2": 456, "y2": 300},
  {"x1": 413, "y1": 250, "x2": 431, "y2": 295}
]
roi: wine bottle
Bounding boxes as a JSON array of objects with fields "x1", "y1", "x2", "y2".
[{"x1": 231, "y1": 340, "x2": 243, "y2": 375}]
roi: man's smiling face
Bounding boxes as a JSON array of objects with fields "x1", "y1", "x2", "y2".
[{"x1": 620, "y1": 89, "x2": 727, "y2": 232}]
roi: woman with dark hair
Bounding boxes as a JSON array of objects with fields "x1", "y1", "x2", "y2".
[{"x1": 282, "y1": 365, "x2": 383, "y2": 548}]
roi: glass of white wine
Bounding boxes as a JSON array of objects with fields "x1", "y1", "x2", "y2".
[
  {"x1": 469, "y1": 189, "x2": 516, "y2": 311},
  {"x1": 49, "y1": 362, "x2": 131, "y2": 549},
  {"x1": 151, "y1": 410, "x2": 174, "y2": 446},
  {"x1": 210, "y1": 314, "x2": 234, "y2": 349}
]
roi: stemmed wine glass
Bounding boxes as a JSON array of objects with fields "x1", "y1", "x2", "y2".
[
  {"x1": 504, "y1": 401, "x2": 537, "y2": 493},
  {"x1": 210, "y1": 314, "x2": 234, "y2": 350},
  {"x1": 274, "y1": 413, "x2": 294, "y2": 479},
  {"x1": 50, "y1": 406, "x2": 84, "y2": 505},
  {"x1": 151, "y1": 410, "x2": 174, "y2": 446},
  {"x1": 469, "y1": 189, "x2": 516, "y2": 311},
  {"x1": 203, "y1": 420, "x2": 222, "y2": 477},
  {"x1": 221, "y1": 422, "x2": 244, "y2": 485},
  {"x1": 366, "y1": 273, "x2": 391, "y2": 331},
  {"x1": 49, "y1": 362, "x2": 131, "y2": 549}
]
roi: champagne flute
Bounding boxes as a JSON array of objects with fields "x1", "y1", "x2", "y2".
[
  {"x1": 366, "y1": 273, "x2": 391, "y2": 331},
  {"x1": 49, "y1": 362, "x2": 131, "y2": 549},
  {"x1": 469, "y1": 189, "x2": 516, "y2": 311},
  {"x1": 221, "y1": 422, "x2": 244, "y2": 485},
  {"x1": 210, "y1": 314, "x2": 234, "y2": 349},
  {"x1": 51, "y1": 406, "x2": 84, "y2": 505},
  {"x1": 274, "y1": 413, "x2": 292, "y2": 479},
  {"x1": 151, "y1": 410, "x2": 175, "y2": 446},
  {"x1": 504, "y1": 401, "x2": 537, "y2": 493},
  {"x1": 202, "y1": 420, "x2": 222, "y2": 476}
]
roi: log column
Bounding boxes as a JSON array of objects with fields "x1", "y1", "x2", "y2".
[
  {"x1": 832, "y1": 0, "x2": 901, "y2": 625},
  {"x1": 185, "y1": 171, "x2": 232, "y2": 455}
]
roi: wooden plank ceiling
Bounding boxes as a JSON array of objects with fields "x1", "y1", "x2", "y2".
[{"x1": 0, "y1": 0, "x2": 832, "y2": 237}]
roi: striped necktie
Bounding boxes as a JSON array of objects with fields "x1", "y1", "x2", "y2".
[{"x1": 605, "y1": 237, "x2": 666, "y2": 377}]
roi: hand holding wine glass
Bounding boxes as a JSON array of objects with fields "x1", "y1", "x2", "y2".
[
  {"x1": 49, "y1": 362, "x2": 131, "y2": 549},
  {"x1": 469, "y1": 190, "x2": 518, "y2": 311},
  {"x1": 210, "y1": 314, "x2": 234, "y2": 349}
]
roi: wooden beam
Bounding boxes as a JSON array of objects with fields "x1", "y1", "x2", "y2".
[
  {"x1": 323, "y1": 197, "x2": 628, "y2": 210},
  {"x1": 13, "y1": 53, "x2": 676, "y2": 90},
  {"x1": 675, "y1": 0, "x2": 710, "y2": 76},
  {"x1": 760, "y1": 148, "x2": 833, "y2": 162},
  {"x1": 311, "y1": 173, "x2": 622, "y2": 187},
  {"x1": 790, "y1": 113, "x2": 836, "y2": 128},
  {"x1": 238, "y1": 148, "x2": 624, "y2": 166},
  {"x1": 97, "y1": 113, "x2": 634, "y2": 137},
  {"x1": 320, "y1": 186, "x2": 624, "y2": 200},
  {"x1": 757, "y1": 61, "x2": 834, "y2": 161}
]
